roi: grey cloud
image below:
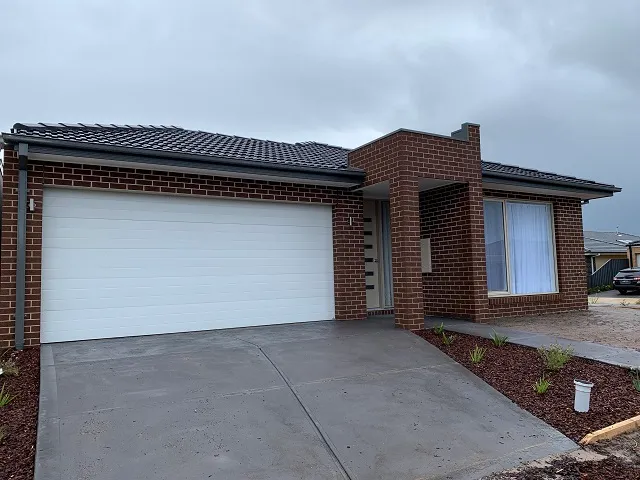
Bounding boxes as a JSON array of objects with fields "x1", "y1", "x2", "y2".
[{"x1": 0, "y1": 0, "x2": 637, "y2": 231}]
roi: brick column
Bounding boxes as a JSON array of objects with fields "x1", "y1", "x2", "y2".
[
  {"x1": 0, "y1": 148, "x2": 18, "y2": 347},
  {"x1": 389, "y1": 176, "x2": 424, "y2": 330},
  {"x1": 332, "y1": 194, "x2": 367, "y2": 321}
]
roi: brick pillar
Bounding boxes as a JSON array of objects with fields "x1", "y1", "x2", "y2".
[
  {"x1": 389, "y1": 176, "x2": 424, "y2": 330},
  {"x1": 0, "y1": 148, "x2": 18, "y2": 348},
  {"x1": 333, "y1": 193, "x2": 367, "y2": 321}
]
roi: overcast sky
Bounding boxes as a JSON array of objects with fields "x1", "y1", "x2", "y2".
[{"x1": 1, "y1": 1, "x2": 637, "y2": 232}]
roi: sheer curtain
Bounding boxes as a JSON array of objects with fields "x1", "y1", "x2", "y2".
[
  {"x1": 506, "y1": 202, "x2": 556, "y2": 294},
  {"x1": 483, "y1": 201, "x2": 508, "y2": 292}
]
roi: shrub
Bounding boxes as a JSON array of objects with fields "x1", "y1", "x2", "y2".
[
  {"x1": 533, "y1": 376, "x2": 551, "y2": 394},
  {"x1": 587, "y1": 284, "x2": 613, "y2": 294},
  {"x1": 433, "y1": 322, "x2": 445, "y2": 335},
  {"x1": 538, "y1": 344, "x2": 574, "y2": 371},
  {"x1": 0, "y1": 359, "x2": 19, "y2": 376},
  {"x1": 630, "y1": 368, "x2": 640, "y2": 392},
  {"x1": 442, "y1": 333, "x2": 456, "y2": 346},
  {"x1": 0, "y1": 384, "x2": 15, "y2": 407},
  {"x1": 469, "y1": 345, "x2": 487, "y2": 364},
  {"x1": 490, "y1": 330, "x2": 509, "y2": 347}
]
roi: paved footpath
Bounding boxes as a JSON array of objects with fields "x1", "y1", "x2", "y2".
[{"x1": 423, "y1": 318, "x2": 640, "y2": 368}]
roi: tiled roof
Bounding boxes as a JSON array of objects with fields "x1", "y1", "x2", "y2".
[
  {"x1": 8, "y1": 123, "x2": 351, "y2": 171},
  {"x1": 3, "y1": 123, "x2": 620, "y2": 191},
  {"x1": 584, "y1": 231, "x2": 640, "y2": 253},
  {"x1": 481, "y1": 161, "x2": 618, "y2": 190}
]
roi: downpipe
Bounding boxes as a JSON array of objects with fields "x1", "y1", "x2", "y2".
[{"x1": 15, "y1": 143, "x2": 28, "y2": 350}]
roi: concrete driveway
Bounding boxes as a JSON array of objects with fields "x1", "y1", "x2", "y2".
[{"x1": 37, "y1": 317, "x2": 575, "y2": 480}]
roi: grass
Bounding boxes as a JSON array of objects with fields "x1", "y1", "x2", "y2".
[
  {"x1": 631, "y1": 368, "x2": 640, "y2": 392},
  {"x1": 469, "y1": 345, "x2": 487, "y2": 364},
  {"x1": 0, "y1": 359, "x2": 19, "y2": 376},
  {"x1": 433, "y1": 322, "x2": 445, "y2": 335},
  {"x1": 538, "y1": 344, "x2": 574, "y2": 371},
  {"x1": 490, "y1": 330, "x2": 509, "y2": 347},
  {"x1": 0, "y1": 384, "x2": 15, "y2": 407},
  {"x1": 533, "y1": 376, "x2": 551, "y2": 394},
  {"x1": 441, "y1": 332, "x2": 456, "y2": 346}
]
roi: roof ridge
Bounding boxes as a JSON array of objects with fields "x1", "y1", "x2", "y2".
[
  {"x1": 296, "y1": 140, "x2": 351, "y2": 151},
  {"x1": 585, "y1": 230, "x2": 640, "y2": 236},
  {"x1": 12, "y1": 123, "x2": 183, "y2": 132},
  {"x1": 584, "y1": 237, "x2": 627, "y2": 247}
]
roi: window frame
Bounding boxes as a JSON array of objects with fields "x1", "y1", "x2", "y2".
[{"x1": 484, "y1": 197, "x2": 559, "y2": 297}]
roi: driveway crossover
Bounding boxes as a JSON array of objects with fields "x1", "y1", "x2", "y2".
[{"x1": 37, "y1": 317, "x2": 575, "y2": 480}]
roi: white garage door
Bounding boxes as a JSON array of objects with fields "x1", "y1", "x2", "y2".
[{"x1": 41, "y1": 189, "x2": 335, "y2": 343}]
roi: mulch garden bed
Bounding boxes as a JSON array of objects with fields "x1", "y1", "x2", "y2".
[
  {"x1": 0, "y1": 348, "x2": 40, "y2": 480},
  {"x1": 415, "y1": 329, "x2": 640, "y2": 442}
]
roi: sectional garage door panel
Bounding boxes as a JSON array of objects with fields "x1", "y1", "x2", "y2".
[{"x1": 41, "y1": 189, "x2": 335, "y2": 343}]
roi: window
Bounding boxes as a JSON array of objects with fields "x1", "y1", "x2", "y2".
[{"x1": 483, "y1": 199, "x2": 557, "y2": 295}]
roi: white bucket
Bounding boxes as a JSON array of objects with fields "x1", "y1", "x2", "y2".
[{"x1": 574, "y1": 379, "x2": 594, "y2": 412}]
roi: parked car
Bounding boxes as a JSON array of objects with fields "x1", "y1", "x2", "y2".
[{"x1": 613, "y1": 267, "x2": 640, "y2": 294}]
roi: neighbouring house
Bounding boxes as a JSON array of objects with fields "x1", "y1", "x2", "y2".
[
  {"x1": 628, "y1": 240, "x2": 640, "y2": 268},
  {"x1": 0, "y1": 122, "x2": 621, "y2": 348},
  {"x1": 584, "y1": 230, "x2": 639, "y2": 273}
]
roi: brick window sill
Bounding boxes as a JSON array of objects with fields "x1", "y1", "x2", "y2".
[{"x1": 488, "y1": 293, "x2": 562, "y2": 305}]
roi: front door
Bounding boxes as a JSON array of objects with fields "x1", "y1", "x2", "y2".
[{"x1": 364, "y1": 201, "x2": 380, "y2": 309}]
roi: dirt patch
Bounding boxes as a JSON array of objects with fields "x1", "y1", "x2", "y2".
[
  {"x1": 0, "y1": 348, "x2": 40, "y2": 480},
  {"x1": 590, "y1": 429, "x2": 640, "y2": 463},
  {"x1": 489, "y1": 307, "x2": 640, "y2": 351},
  {"x1": 486, "y1": 431, "x2": 640, "y2": 479},
  {"x1": 415, "y1": 330, "x2": 640, "y2": 441}
]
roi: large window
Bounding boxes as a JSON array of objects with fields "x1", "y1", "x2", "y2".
[{"x1": 483, "y1": 199, "x2": 557, "y2": 295}]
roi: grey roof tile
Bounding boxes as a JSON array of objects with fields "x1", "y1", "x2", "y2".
[
  {"x1": 584, "y1": 231, "x2": 640, "y2": 253},
  {"x1": 10, "y1": 123, "x2": 351, "y2": 171},
  {"x1": 481, "y1": 161, "x2": 617, "y2": 190},
  {"x1": 4, "y1": 123, "x2": 620, "y2": 191}
]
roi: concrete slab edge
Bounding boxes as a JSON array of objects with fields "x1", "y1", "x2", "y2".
[
  {"x1": 34, "y1": 345, "x2": 61, "y2": 480},
  {"x1": 579, "y1": 414, "x2": 640, "y2": 445},
  {"x1": 435, "y1": 323, "x2": 640, "y2": 369}
]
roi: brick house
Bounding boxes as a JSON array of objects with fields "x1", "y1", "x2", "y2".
[{"x1": 0, "y1": 122, "x2": 620, "y2": 348}]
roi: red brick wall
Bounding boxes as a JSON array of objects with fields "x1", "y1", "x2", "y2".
[
  {"x1": 0, "y1": 153, "x2": 367, "y2": 347},
  {"x1": 482, "y1": 189, "x2": 587, "y2": 318},
  {"x1": 350, "y1": 124, "x2": 488, "y2": 328},
  {"x1": 420, "y1": 183, "x2": 484, "y2": 318}
]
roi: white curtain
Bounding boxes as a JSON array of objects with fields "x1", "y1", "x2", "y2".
[
  {"x1": 506, "y1": 202, "x2": 556, "y2": 294},
  {"x1": 483, "y1": 201, "x2": 508, "y2": 292}
]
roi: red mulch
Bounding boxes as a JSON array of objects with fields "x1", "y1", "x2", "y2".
[
  {"x1": 0, "y1": 348, "x2": 40, "y2": 480},
  {"x1": 415, "y1": 330, "x2": 640, "y2": 442}
]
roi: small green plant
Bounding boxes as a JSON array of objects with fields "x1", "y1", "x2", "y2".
[
  {"x1": 490, "y1": 330, "x2": 509, "y2": 347},
  {"x1": 0, "y1": 384, "x2": 15, "y2": 407},
  {"x1": 630, "y1": 368, "x2": 640, "y2": 392},
  {"x1": 538, "y1": 344, "x2": 574, "y2": 371},
  {"x1": 441, "y1": 332, "x2": 456, "y2": 346},
  {"x1": 469, "y1": 345, "x2": 487, "y2": 364},
  {"x1": 0, "y1": 359, "x2": 19, "y2": 376},
  {"x1": 588, "y1": 296, "x2": 599, "y2": 305},
  {"x1": 433, "y1": 322, "x2": 445, "y2": 335},
  {"x1": 533, "y1": 376, "x2": 551, "y2": 394},
  {"x1": 587, "y1": 284, "x2": 614, "y2": 294}
]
